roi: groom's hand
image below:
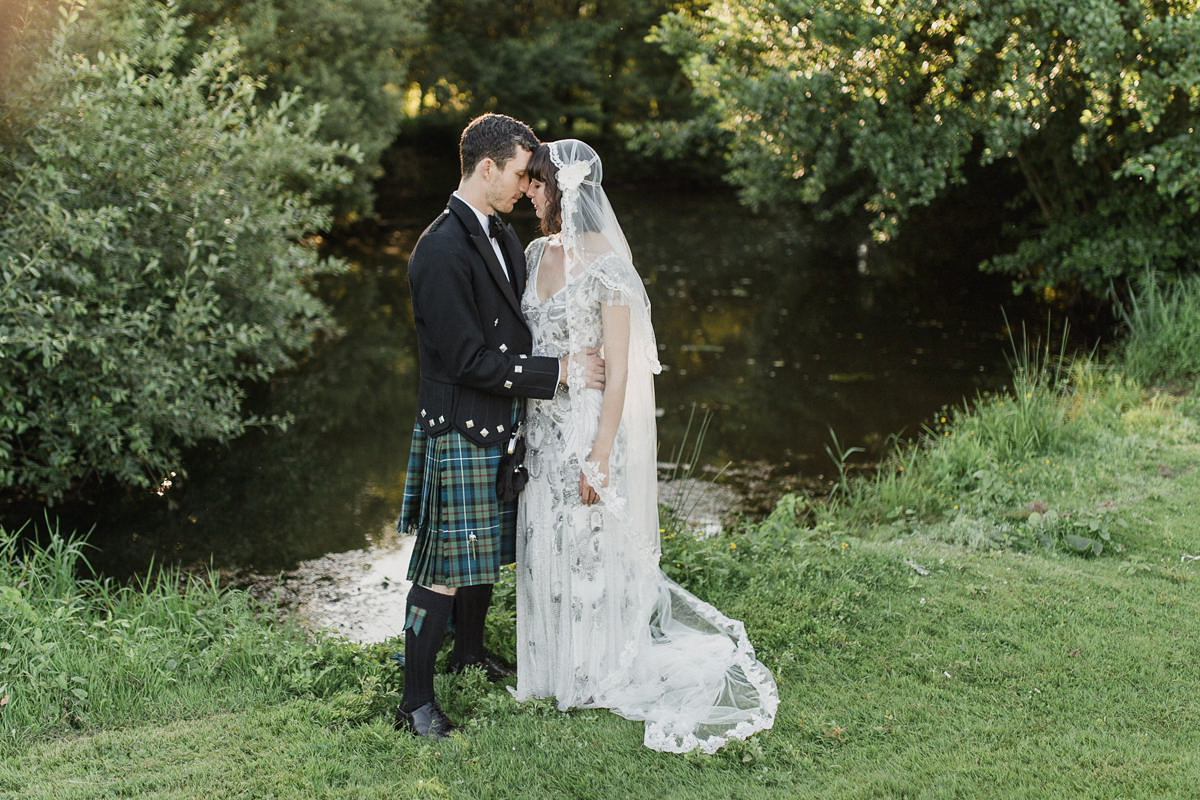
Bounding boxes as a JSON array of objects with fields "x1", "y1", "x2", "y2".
[
  {"x1": 581, "y1": 348, "x2": 605, "y2": 390},
  {"x1": 559, "y1": 348, "x2": 606, "y2": 390}
]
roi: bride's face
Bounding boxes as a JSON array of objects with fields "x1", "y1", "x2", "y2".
[{"x1": 526, "y1": 179, "x2": 550, "y2": 221}]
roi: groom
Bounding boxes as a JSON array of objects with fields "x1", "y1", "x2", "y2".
[{"x1": 395, "y1": 113, "x2": 603, "y2": 739}]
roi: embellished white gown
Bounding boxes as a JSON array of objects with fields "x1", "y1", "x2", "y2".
[{"x1": 512, "y1": 237, "x2": 779, "y2": 754}]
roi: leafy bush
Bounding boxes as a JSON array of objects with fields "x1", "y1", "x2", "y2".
[
  {"x1": 0, "y1": 0, "x2": 351, "y2": 501},
  {"x1": 176, "y1": 0, "x2": 426, "y2": 217},
  {"x1": 657, "y1": 0, "x2": 1200, "y2": 292}
]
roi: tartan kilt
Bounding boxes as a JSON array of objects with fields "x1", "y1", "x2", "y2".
[{"x1": 399, "y1": 423, "x2": 517, "y2": 588}]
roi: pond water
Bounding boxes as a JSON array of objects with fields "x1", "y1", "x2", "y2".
[{"x1": 62, "y1": 186, "x2": 1077, "y2": 579}]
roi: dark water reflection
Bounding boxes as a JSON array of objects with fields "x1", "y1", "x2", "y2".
[
  {"x1": 57, "y1": 188, "x2": 1069, "y2": 575},
  {"x1": 619, "y1": 190, "x2": 1032, "y2": 498}
]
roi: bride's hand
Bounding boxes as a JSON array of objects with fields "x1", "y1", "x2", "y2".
[{"x1": 578, "y1": 456, "x2": 609, "y2": 505}]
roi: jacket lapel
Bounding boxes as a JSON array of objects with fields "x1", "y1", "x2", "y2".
[
  {"x1": 447, "y1": 197, "x2": 521, "y2": 314},
  {"x1": 497, "y1": 228, "x2": 526, "y2": 296}
]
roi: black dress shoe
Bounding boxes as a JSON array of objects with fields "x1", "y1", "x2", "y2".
[
  {"x1": 395, "y1": 700, "x2": 456, "y2": 739},
  {"x1": 450, "y1": 653, "x2": 516, "y2": 682}
]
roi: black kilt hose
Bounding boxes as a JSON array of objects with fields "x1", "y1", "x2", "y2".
[{"x1": 400, "y1": 416, "x2": 518, "y2": 589}]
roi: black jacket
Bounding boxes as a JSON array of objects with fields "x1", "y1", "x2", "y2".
[{"x1": 406, "y1": 195, "x2": 559, "y2": 446}]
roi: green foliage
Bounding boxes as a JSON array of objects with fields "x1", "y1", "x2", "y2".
[
  {"x1": 661, "y1": 527, "x2": 743, "y2": 598},
  {"x1": 966, "y1": 321, "x2": 1077, "y2": 461},
  {"x1": 483, "y1": 564, "x2": 518, "y2": 666},
  {"x1": 175, "y1": 0, "x2": 426, "y2": 217},
  {"x1": 658, "y1": 0, "x2": 1200, "y2": 291},
  {"x1": 1114, "y1": 271, "x2": 1200, "y2": 387},
  {"x1": 0, "y1": 1, "x2": 54, "y2": 84},
  {"x1": 812, "y1": 325, "x2": 1168, "y2": 559},
  {"x1": 0, "y1": 0, "x2": 351, "y2": 501},
  {"x1": 6, "y1": 360, "x2": 1200, "y2": 794},
  {"x1": 1020, "y1": 507, "x2": 1115, "y2": 556},
  {"x1": 0, "y1": 518, "x2": 404, "y2": 748},
  {"x1": 408, "y1": 0, "x2": 707, "y2": 145},
  {"x1": 824, "y1": 427, "x2": 865, "y2": 499},
  {"x1": 12, "y1": 514, "x2": 1200, "y2": 796}
]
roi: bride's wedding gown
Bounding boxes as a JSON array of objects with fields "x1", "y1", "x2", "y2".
[{"x1": 512, "y1": 238, "x2": 778, "y2": 754}]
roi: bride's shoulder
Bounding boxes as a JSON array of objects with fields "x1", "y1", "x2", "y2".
[
  {"x1": 524, "y1": 235, "x2": 561, "y2": 261},
  {"x1": 588, "y1": 250, "x2": 639, "y2": 284}
]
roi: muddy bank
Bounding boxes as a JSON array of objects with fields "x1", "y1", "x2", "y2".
[
  {"x1": 252, "y1": 477, "x2": 746, "y2": 644},
  {"x1": 234, "y1": 525, "x2": 415, "y2": 645}
]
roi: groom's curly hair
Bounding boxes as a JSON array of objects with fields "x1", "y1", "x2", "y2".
[
  {"x1": 527, "y1": 144, "x2": 563, "y2": 236},
  {"x1": 459, "y1": 113, "x2": 539, "y2": 177}
]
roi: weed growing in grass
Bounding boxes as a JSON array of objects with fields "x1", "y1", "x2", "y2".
[
  {"x1": 823, "y1": 427, "x2": 865, "y2": 500},
  {"x1": 1019, "y1": 507, "x2": 1118, "y2": 555},
  {"x1": 484, "y1": 563, "x2": 519, "y2": 665},
  {"x1": 661, "y1": 524, "x2": 745, "y2": 599},
  {"x1": 658, "y1": 404, "x2": 734, "y2": 539},
  {"x1": 756, "y1": 493, "x2": 815, "y2": 541}
]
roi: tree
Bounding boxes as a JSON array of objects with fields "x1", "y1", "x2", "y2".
[
  {"x1": 406, "y1": 0, "x2": 706, "y2": 144},
  {"x1": 175, "y1": 0, "x2": 427, "y2": 218},
  {"x1": 657, "y1": 0, "x2": 1200, "y2": 292},
  {"x1": 0, "y1": 0, "x2": 352, "y2": 501}
]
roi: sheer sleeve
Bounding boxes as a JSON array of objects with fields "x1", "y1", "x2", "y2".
[{"x1": 589, "y1": 252, "x2": 661, "y2": 375}]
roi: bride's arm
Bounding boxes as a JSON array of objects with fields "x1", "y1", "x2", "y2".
[{"x1": 579, "y1": 302, "x2": 630, "y2": 504}]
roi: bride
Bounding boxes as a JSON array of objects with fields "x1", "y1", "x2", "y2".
[{"x1": 511, "y1": 139, "x2": 778, "y2": 753}]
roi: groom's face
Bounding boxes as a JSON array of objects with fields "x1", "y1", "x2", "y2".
[{"x1": 485, "y1": 147, "x2": 533, "y2": 214}]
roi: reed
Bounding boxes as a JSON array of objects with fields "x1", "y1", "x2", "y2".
[
  {"x1": 1114, "y1": 272, "x2": 1200, "y2": 387},
  {"x1": 658, "y1": 404, "x2": 730, "y2": 537}
]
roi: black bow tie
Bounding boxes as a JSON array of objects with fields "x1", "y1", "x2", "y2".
[{"x1": 488, "y1": 214, "x2": 505, "y2": 240}]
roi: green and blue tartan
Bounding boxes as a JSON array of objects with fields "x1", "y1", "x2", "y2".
[{"x1": 399, "y1": 424, "x2": 517, "y2": 588}]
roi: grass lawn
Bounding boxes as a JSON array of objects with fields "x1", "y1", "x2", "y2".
[{"x1": 4, "y1": 349, "x2": 1200, "y2": 798}]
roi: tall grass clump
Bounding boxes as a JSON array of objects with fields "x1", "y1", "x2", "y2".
[
  {"x1": 1113, "y1": 272, "x2": 1200, "y2": 388},
  {"x1": 0, "y1": 520, "x2": 401, "y2": 752},
  {"x1": 809, "y1": 320, "x2": 1150, "y2": 556},
  {"x1": 969, "y1": 321, "x2": 1077, "y2": 459}
]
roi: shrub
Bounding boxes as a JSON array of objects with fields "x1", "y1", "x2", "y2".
[
  {"x1": 175, "y1": 0, "x2": 427, "y2": 218},
  {"x1": 658, "y1": 0, "x2": 1200, "y2": 292},
  {"x1": 0, "y1": 0, "x2": 352, "y2": 501}
]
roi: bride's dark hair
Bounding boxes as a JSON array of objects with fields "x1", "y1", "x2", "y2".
[{"x1": 526, "y1": 144, "x2": 562, "y2": 236}]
